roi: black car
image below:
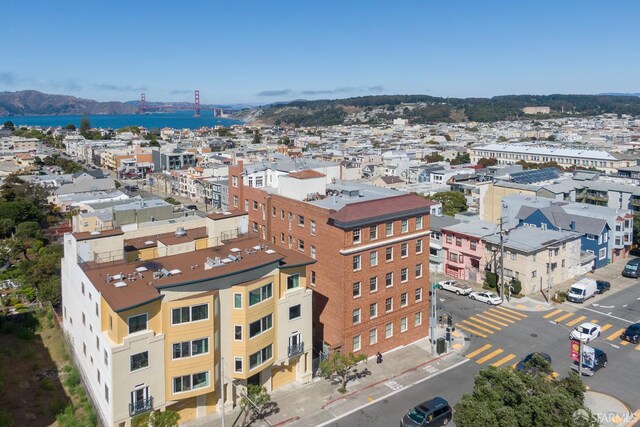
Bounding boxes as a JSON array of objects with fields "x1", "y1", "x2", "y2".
[
  {"x1": 185, "y1": 205, "x2": 198, "y2": 211},
  {"x1": 596, "y1": 280, "x2": 610, "y2": 294},
  {"x1": 401, "y1": 397, "x2": 452, "y2": 427},
  {"x1": 570, "y1": 348, "x2": 607, "y2": 376},
  {"x1": 621, "y1": 323, "x2": 640, "y2": 344},
  {"x1": 622, "y1": 258, "x2": 640, "y2": 278},
  {"x1": 515, "y1": 352, "x2": 552, "y2": 375}
]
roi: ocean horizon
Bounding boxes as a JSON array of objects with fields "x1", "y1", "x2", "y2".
[{"x1": 4, "y1": 110, "x2": 244, "y2": 130}]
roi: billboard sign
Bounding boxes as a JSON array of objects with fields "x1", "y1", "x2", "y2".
[
  {"x1": 582, "y1": 344, "x2": 595, "y2": 369},
  {"x1": 570, "y1": 339, "x2": 581, "y2": 363}
]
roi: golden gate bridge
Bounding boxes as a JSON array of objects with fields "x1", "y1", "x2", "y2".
[{"x1": 139, "y1": 90, "x2": 224, "y2": 118}]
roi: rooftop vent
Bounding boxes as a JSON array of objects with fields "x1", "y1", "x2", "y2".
[
  {"x1": 113, "y1": 281, "x2": 127, "y2": 288},
  {"x1": 90, "y1": 231, "x2": 101, "y2": 236},
  {"x1": 175, "y1": 227, "x2": 187, "y2": 237}
]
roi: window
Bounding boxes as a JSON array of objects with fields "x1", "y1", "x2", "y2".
[
  {"x1": 352, "y1": 308, "x2": 361, "y2": 325},
  {"x1": 280, "y1": 232, "x2": 285, "y2": 243},
  {"x1": 401, "y1": 292, "x2": 408, "y2": 307},
  {"x1": 232, "y1": 176, "x2": 238, "y2": 187},
  {"x1": 353, "y1": 335, "x2": 361, "y2": 352},
  {"x1": 244, "y1": 200, "x2": 249, "y2": 211},
  {"x1": 401, "y1": 243, "x2": 408, "y2": 258},
  {"x1": 400, "y1": 317, "x2": 408, "y2": 332},
  {"x1": 369, "y1": 328, "x2": 378, "y2": 345},
  {"x1": 370, "y1": 251, "x2": 378, "y2": 266},
  {"x1": 370, "y1": 303, "x2": 378, "y2": 318},
  {"x1": 249, "y1": 314, "x2": 273, "y2": 338},
  {"x1": 297, "y1": 239, "x2": 305, "y2": 251},
  {"x1": 234, "y1": 293, "x2": 242, "y2": 309},
  {"x1": 353, "y1": 255, "x2": 361, "y2": 271},
  {"x1": 561, "y1": 259, "x2": 565, "y2": 268},
  {"x1": 386, "y1": 297, "x2": 393, "y2": 312},
  {"x1": 130, "y1": 352, "x2": 149, "y2": 371},
  {"x1": 586, "y1": 234, "x2": 595, "y2": 240},
  {"x1": 353, "y1": 228, "x2": 361, "y2": 243},
  {"x1": 415, "y1": 311, "x2": 422, "y2": 326},
  {"x1": 173, "y1": 338, "x2": 209, "y2": 359},
  {"x1": 509, "y1": 252, "x2": 516, "y2": 261},
  {"x1": 385, "y1": 322, "x2": 393, "y2": 338},
  {"x1": 400, "y1": 268, "x2": 408, "y2": 283},
  {"x1": 252, "y1": 222, "x2": 258, "y2": 232},
  {"x1": 415, "y1": 288, "x2": 423, "y2": 302},
  {"x1": 83, "y1": 342, "x2": 86, "y2": 355},
  {"x1": 455, "y1": 237, "x2": 462, "y2": 246},
  {"x1": 272, "y1": 206, "x2": 276, "y2": 217},
  {"x1": 386, "y1": 222, "x2": 393, "y2": 236},
  {"x1": 445, "y1": 234, "x2": 452, "y2": 244},
  {"x1": 416, "y1": 239, "x2": 423, "y2": 254},
  {"x1": 353, "y1": 282, "x2": 361, "y2": 298},
  {"x1": 401, "y1": 219, "x2": 408, "y2": 233},
  {"x1": 415, "y1": 263, "x2": 423, "y2": 278},
  {"x1": 311, "y1": 220, "x2": 316, "y2": 235},
  {"x1": 311, "y1": 271, "x2": 316, "y2": 286},
  {"x1": 233, "y1": 195, "x2": 238, "y2": 208},
  {"x1": 370, "y1": 276, "x2": 378, "y2": 293},
  {"x1": 128, "y1": 314, "x2": 147, "y2": 334},
  {"x1": 280, "y1": 209, "x2": 285, "y2": 220},
  {"x1": 386, "y1": 247, "x2": 393, "y2": 261},
  {"x1": 310, "y1": 245, "x2": 316, "y2": 259},
  {"x1": 82, "y1": 282, "x2": 85, "y2": 295},
  {"x1": 96, "y1": 335, "x2": 100, "y2": 350},
  {"x1": 234, "y1": 357, "x2": 243, "y2": 373},
  {"x1": 470, "y1": 240, "x2": 477, "y2": 250},
  {"x1": 298, "y1": 215, "x2": 305, "y2": 226},
  {"x1": 449, "y1": 252, "x2": 461, "y2": 262},
  {"x1": 249, "y1": 283, "x2": 273, "y2": 306},
  {"x1": 416, "y1": 216, "x2": 423, "y2": 230},
  {"x1": 249, "y1": 345, "x2": 273, "y2": 369},
  {"x1": 386, "y1": 272, "x2": 394, "y2": 287},
  {"x1": 289, "y1": 304, "x2": 301, "y2": 320},
  {"x1": 234, "y1": 325, "x2": 242, "y2": 341},
  {"x1": 173, "y1": 371, "x2": 209, "y2": 393},
  {"x1": 82, "y1": 312, "x2": 86, "y2": 325},
  {"x1": 104, "y1": 350, "x2": 108, "y2": 366},
  {"x1": 172, "y1": 304, "x2": 209, "y2": 325},
  {"x1": 252, "y1": 200, "x2": 258, "y2": 210},
  {"x1": 105, "y1": 384, "x2": 109, "y2": 402},
  {"x1": 370, "y1": 225, "x2": 378, "y2": 240},
  {"x1": 287, "y1": 274, "x2": 300, "y2": 289},
  {"x1": 532, "y1": 270, "x2": 537, "y2": 278},
  {"x1": 599, "y1": 248, "x2": 607, "y2": 260},
  {"x1": 95, "y1": 302, "x2": 98, "y2": 316}
]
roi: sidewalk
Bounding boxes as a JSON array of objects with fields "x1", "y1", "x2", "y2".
[
  {"x1": 182, "y1": 327, "x2": 470, "y2": 427},
  {"x1": 584, "y1": 390, "x2": 637, "y2": 427}
]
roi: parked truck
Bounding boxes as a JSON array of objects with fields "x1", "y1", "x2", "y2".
[{"x1": 566, "y1": 278, "x2": 598, "y2": 303}]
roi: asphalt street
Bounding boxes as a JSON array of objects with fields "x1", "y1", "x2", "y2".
[{"x1": 327, "y1": 277, "x2": 640, "y2": 427}]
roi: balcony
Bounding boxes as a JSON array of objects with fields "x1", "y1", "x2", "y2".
[
  {"x1": 130, "y1": 397, "x2": 153, "y2": 416},
  {"x1": 288, "y1": 342, "x2": 304, "y2": 358}
]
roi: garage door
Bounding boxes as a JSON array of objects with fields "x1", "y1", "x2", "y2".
[{"x1": 272, "y1": 361, "x2": 296, "y2": 390}]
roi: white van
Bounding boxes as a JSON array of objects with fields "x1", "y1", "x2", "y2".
[{"x1": 566, "y1": 278, "x2": 597, "y2": 303}]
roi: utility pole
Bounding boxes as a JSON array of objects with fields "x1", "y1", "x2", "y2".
[
  {"x1": 499, "y1": 217, "x2": 506, "y2": 303},
  {"x1": 220, "y1": 357, "x2": 225, "y2": 427},
  {"x1": 430, "y1": 283, "x2": 438, "y2": 356}
]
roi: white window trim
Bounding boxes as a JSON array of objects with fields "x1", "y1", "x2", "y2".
[
  {"x1": 234, "y1": 357, "x2": 243, "y2": 373},
  {"x1": 339, "y1": 230, "x2": 431, "y2": 255},
  {"x1": 353, "y1": 335, "x2": 361, "y2": 352},
  {"x1": 400, "y1": 317, "x2": 408, "y2": 332},
  {"x1": 234, "y1": 325, "x2": 243, "y2": 342}
]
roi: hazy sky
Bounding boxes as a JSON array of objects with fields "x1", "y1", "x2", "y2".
[{"x1": 3, "y1": 0, "x2": 639, "y2": 104}]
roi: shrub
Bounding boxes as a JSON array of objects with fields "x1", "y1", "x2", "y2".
[{"x1": 553, "y1": 291, "x2": 567, "y2": 303}]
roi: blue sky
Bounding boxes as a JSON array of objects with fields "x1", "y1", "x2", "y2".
[{"x1": 3, "y1": 0, "x2": 640, "y2": 104}]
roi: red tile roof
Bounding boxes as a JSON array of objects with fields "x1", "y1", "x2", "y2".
[
  {"x1": 329, "y1": 194, "x2": 435, "y2": 228},
  {"x1": 288, "y1": 170, "x2": 326, "y2": 180}
]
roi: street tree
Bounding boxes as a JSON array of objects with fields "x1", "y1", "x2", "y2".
[
  {"x1": 426, "y1": 191, "x2": 468, "y2": 216},
  {"x1": 319, "y1": 352, "x2": 368, "y2": 393},
  {"x1": 633, "y1": 212, "x2": 640, "y2": 248},
  {"x1": 80, "y1": 116, "x2": 91, "y2": 136},
  {"x1": 3, "y1": 121, "x2": 15, "y2": 130},
  {"x1": 454, "y1": 364, "x2": 597, "y2": 427},
  {"x1": 477, "y1": 157, "x2": 498, "y2": 168},
  {"x1": 424, "y1": 152, "x2": 445, "y2": 163},
  {"x1": 252, "y1": 131, "x2": 262, "y2": 144},
  {"x1": 236, "y1": 384, "x2": 278, "y2": 426},
  {"x1": 450, "y1": 152, "x2": 471, "y2": 165},
  {"x1": 64, "y1": 123, "x2": 76, "y2": 131}
]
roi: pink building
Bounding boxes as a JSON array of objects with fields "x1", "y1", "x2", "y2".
[{"x1": 442, "y1": 220, "x2": 498, "y2": 283}]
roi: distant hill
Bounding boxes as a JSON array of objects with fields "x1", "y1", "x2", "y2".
[
  {"x1": 0, "y1": 90, "x2": 138, "y2": 116},
  {"x1": 235, "y1": 94, "x2": 640, "y2": 126}
]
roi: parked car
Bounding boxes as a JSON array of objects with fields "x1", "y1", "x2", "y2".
[
  {"x1": 438, "y1": 280, "x2": 472, "y2": 296},
  {"x1": 570, "y1": 322, "x2": 602, "y2": 343},
  {"x1": 566, "y1": 278, "x2": 597, "y2": 303},
  {"x1": 622, "y1": 258, "x2": 640, "y2": 278},
  {"x1": 570, "y1": 347, "x2": 607, "y2": 376},
  {"x1": 185, "y1": 205, "x2": 198, "y2": 211},
  {"x1": 620, "y1": 323, "x2": 640, "y2": 344},
  {"x1": 515, "y1": 352, "x2": 552, "y2": 375},
  {"x1": 401, "y1": 397, "x2": 452, "y2": 427},
  {"x1": 469, "y1": 291, "x2": 502, "y2": 305},
  {"x1": 595, "y1": 280, "x2": 610, "y2": 294}
]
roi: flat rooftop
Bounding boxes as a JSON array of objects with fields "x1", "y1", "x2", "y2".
[{"x1": 308, "y1": 180, "x2": 401, "y2": 210}]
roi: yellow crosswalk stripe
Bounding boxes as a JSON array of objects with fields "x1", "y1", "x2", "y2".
[
  {"x1": 476, "y1": 348, "x2": 504, "y2": 364},
  {"x1": 607, "y1": 328, "x2": 625, "y2": 341},
  {"x1": 636, "y1": 344, "x2": 640, "y2": 351},
  {"x1": 488, "y1": 308, "x2": 522, "y2": 321},
  {"x1": 624, "y1": 409, "x2": 640, "y2": 427},
  {"x1": 543, "y1": 309, "x2": 564, "y2": 319},
  {"x1": 456, "y1": 323, "x2": 488, "y2": 339},
  {"x1": 462, "y1": 320, "x2": 495, "y2": 334},
  {"x1": 566, "y1": 316, "x2": 587, "y2": 327},
  {"x1": 511, "y1": 362, "x2": 518, "y2": 368},
  {"x1": 589, "y1": 319, "x2": 598, "y2": 324},
  {"x1": 483, "y1": 310, "x2": 516, "y2": 323},
  {"x1": 465, "y1": 343, "x2": 493, "y2": 359},
  {"x1": 553, "y1": 312, "x2": 574, "y2": 323},
  {"x1": 475, "y1": 313, "x2": 510, "y2": 327},
  {"x1": 468, "y1": 316, "x2": 502, "y2": 331},
  {"x1": 494, "y1": 306, "x2": 528, "y2": 318},
  {"x1": 620, "y1": 341, "x2": 630, "y2": 346},
  {"x1": 600, "y1": 324, "x2": 613, "y2": 332},
  {"x1": 492, "y1": 354, "x2": 516, "y2": 367}
]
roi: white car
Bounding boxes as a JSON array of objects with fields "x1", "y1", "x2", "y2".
[
  {"x1": 570, "y1": 322, "x2": 602, "y2": 343},
  {"x1": 438, "y1": 280, "x2": 473, "y2": 296},
  {"x1": 469, "y1": 291, "x2": 502, "y2": 305}
]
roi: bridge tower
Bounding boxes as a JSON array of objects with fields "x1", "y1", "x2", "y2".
[
  {"x1": 194, "y1": 90, "x2": 201, "y2": 117},
  {"x1": 140, "y1": 93, "x2": 146, "y2": 114}
]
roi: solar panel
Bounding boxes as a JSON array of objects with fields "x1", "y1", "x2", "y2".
[{"x1": 510, "y1": 168, "x2": 561, "y2": 184}]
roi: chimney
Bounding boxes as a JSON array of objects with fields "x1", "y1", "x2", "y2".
[{"x1": 569, "y1": 221, "x2": 576, "y2": 231}]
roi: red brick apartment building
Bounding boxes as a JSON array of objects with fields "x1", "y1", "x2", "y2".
[{"x1": 228, "y1": 161, "x2": 434, "y2": 355}]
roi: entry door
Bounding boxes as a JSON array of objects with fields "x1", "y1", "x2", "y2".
[{"x1": 289, "y1": 332, "x2": 301, "y2": 348}]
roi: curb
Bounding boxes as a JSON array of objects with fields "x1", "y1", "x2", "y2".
[
  {"x1": 320, "y1": 352, "x2": 453, "y2": 409},
  {"x1": 272, "y1": 416, "x2": 300, "y2": 427}
]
